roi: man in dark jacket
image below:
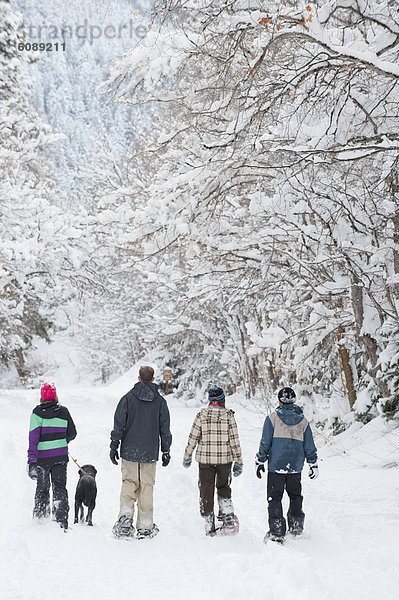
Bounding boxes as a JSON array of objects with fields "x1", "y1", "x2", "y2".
[
  {"x1": 255, "y1": 387, "x2": 318, "y2": 544},
  {"x1": 110, "y1": 365, "x2": 172, "y2": 539}
]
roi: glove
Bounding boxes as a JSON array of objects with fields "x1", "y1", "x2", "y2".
[
  {"x1": 255, "y1": 460, "x2": 265, "y2": 479},
  {"x1": 182, "y1": 458, "x2": 192, "y2": 468},
  {"x1": 308, "y1": 463, "x2": 319, "y2": 480},
  {"x1": 27, "y1": 462, "x2": 38, "y2": 480},
  {"x1": 110, "y1": 449, "x2": 119, "y2": 465},
  {"x1": 162, "y1": 452, "x2": 171, "y2": 467},
  {"x1": 233, "y1": 462, "x2": 243, "y2": 477}
]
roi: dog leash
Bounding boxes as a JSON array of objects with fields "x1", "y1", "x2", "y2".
[{"x1": 68, "y1": 452, "x2": 86, "y2": 474}]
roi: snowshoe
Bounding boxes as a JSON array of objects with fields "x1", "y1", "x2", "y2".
[
  {"x1": 112, "y1": 515, "x2": 134, "y2": 539},
  {"x1": 216, "y1": 515, "x2": 240, "y2": 536},
  {"x1": 136, "y1": 523, "x2": 159, "y2": 540},
  {"x1": 263, "y1": 531, "x2": 284, "y2": 545}
]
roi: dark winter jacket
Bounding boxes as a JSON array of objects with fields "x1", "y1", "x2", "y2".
[
  {"x1": 28, "y1": 401, "x2": 77, "y2": 466},
  {"x1": 110, "y1": 381, "x2": 172, "y2": 463},
  {"x1": 256, "y1": 403, "x2": 317, "y2": 473}
]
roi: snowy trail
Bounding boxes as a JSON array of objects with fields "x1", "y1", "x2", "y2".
[{"x1": 1, "y1": 385, "x2": 398, "y2": 600}]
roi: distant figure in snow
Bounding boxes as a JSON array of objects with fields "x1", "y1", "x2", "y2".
[
  {"x1": 27, "y1": 382, "x2": 77, "y2": 531},
  {"x1": 183, "y1": 385, "x2": 243, "y2": 536},
  {"x1": 110, "y1": 365, "x2": 172, "y2": 539},
  {"x1": 255, "y1": 387, "x2": 318, "y2": 544}
]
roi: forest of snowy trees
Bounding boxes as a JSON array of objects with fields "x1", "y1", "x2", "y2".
[{"x1": 1, "y1": 0, "x2": 399, "y2": 428}]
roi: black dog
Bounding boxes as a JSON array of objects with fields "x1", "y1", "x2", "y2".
[{"x1": 74, "y1": 464, "x2": 97, "y2": 526}]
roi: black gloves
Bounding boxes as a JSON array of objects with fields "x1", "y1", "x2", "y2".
[
  {"x1": 110, "y1": 449, "x2": 171, "y2": 466},
  {"x1": 27, "y1": 462, "x2": 38, "y2": 480},
  {"x1": 162, "y1": 452, "x2": 171, "y2": 467},
  {"x1": 110, "y1": 449, "x2": 119, "y2": 465},
  {"x1": 255, "y1": 460, "x2": 265, "y2": 479}
]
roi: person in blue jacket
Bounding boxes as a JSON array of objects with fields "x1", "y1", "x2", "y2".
[{"x1": 255, "y1": 387, "x2": 318, "y2": 544}]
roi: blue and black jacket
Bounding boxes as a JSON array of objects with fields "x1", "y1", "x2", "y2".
[{"x1": 256, "y1": 403, "x2": 317, "y2": 473}]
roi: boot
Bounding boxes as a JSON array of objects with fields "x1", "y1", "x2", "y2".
[
  {"x1": 218, "y1": 514, "x2": 239, "y2": 536},
  {"x1": 136, "y1": 523, "x2": 159, "y2": 539},
  {"x1": 112, "y1": 515, "x2": 134, "y2": 538},
  {"x1": 204, "y1": 513, "x2": 216, "y2": 536},
  {"x1": 263, "y1": 531, "x2": 284, "y2": 545},
  {"x1": 287, "y1": 511, "x2": 305, "y2": 536}
]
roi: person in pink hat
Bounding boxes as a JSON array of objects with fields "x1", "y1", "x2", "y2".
[{"x1": 27, "y1": 382, "x2": 77, "y2": 530}]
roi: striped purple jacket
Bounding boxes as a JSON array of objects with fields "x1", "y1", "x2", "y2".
[{"x1": 28, "y1": 400, "x2": 77, "y2": 465}]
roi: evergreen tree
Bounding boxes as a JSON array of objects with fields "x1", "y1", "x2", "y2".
[{"x1": 0, "y1": 0, "x2": 86, "y2": 381}]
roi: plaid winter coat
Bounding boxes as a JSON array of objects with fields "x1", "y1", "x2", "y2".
[{"x1": 183, "y1": 406, "x2": 243, "y2": 465}]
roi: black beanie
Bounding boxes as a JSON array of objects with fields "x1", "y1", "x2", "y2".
[
  {"x1": 208, "y1": 385, "x2": 225, "y2": 403},
  {"x1": 278, "y1": 387, "x2": 296, "y2": 404}
]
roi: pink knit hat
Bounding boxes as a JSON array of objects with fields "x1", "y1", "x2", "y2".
[{"x1": 40, "y1": 382, "x2": 57, "y2": 401}]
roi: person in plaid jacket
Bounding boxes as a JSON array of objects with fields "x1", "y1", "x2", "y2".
[{"x1": 183, "y1": 385, "x2": 243, "y2": 536}]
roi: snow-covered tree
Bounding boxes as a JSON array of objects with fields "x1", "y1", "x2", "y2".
[
  {"x1": 97, "y1": 0, "x2": 399, "y2": 414},
  {"x1": 13, "y1": 0, "x2": 149, "y2": 193},
  {"x1": 0, "y1": 0, "x2": 89, "y2": 382}
]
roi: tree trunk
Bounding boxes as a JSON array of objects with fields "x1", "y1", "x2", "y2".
[
  {"x1": 390, "y1": 171, "x2": 399, "y2": 296},
  {"x1": 102, "y1": 365, "x2": 110, "y2": 384},
  {"x1": 337, "y1": 326, "x2": 357, "y2": 409},
  {"x1": 351, "y1": 282, "x2": 364, "y2": 331},
  {"x1": 351, "y1": 280, "x2": 390, "y2": 398},
  {"x1": 393, "y1": 207, "x2": 399, "y2": 298},
  {"x1": 14, "y1": 348, "x2": 27, "y2": 383},
  {"x1": 235, "y1": 315, "x2": 260, "y2": 398},
  {"x1": 265, "y1": 349, "x2": 280, "y2": 392}
]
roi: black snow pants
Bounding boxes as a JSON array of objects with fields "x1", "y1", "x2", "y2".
[
  {"x1": 33, "y1": 462, "x2": 69, "y2": 528},
  {"x1": 267, "y1": 471, "x2": 304, "y2": 537},
  {"x1": 198, "y1": 463, "x2": 233, "y2": 533}
]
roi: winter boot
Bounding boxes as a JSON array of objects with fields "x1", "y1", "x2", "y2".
[
  {"x1": 217, "y1": 498, "x2": 234, "y2": 520},
  {"x1": 33, "y1": 498, "x2": 51, "y2": 520},
  {"x1": 287, "y1": 511, "x2": 305, "y2": 536},
  {"x1": 263, "y1": 531, "x2": 284, "y2": 545},
  {"x1": 204, "y1": 513, "x2": 216, "y2": 537},
  {"x1": 218, "y1": 514, "x2": 239, "y2": 536},
  {"x1": 112, "y1": 515, "x2": 134, "y2": 539},
  {"x1": 136, "y1": 523, "x2": 159, "y2": 539},
  {"x1": 59, "y1": 520, "x2": 68, "y2": 532},
  {"x1": 222, "y1": 514, "x2": 236, "y2": 530}
]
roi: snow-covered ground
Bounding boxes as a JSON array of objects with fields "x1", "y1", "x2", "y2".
[{"x1": 1, "y1": 370, "x2": 399, "y2": 600}]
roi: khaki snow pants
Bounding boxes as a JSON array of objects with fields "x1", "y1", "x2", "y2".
[{"x1": 119, "y1": 459, "x2": 157, "y2": 530}]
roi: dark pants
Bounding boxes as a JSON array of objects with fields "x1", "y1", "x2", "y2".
[
  {"x1": 33, "y1": 462, "x2": 69, "y2": 528},
  {"x1": 267, "y1": 471, "x2": 304, "y2": 537},
  {"x1": 198, "y1": 463, "x2": 233, "y2": 532}
]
